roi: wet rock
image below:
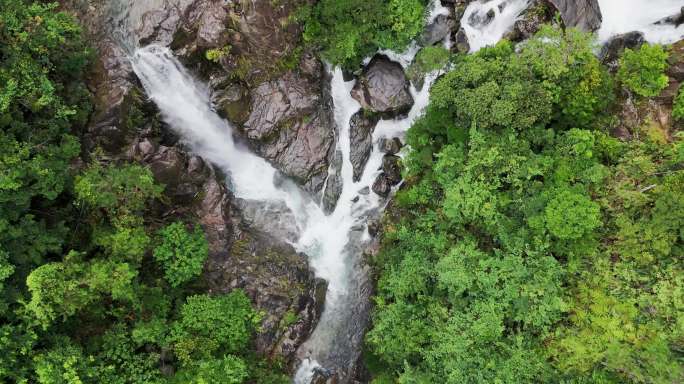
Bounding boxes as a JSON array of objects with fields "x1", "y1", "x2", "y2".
[
  {"x1": 506, "y1": 0, "x2": 554, "y2": 42},
  {"x1": 349, "y1": 112, "x2": 380, "y2": 182},
  {"x1": 358, "y1": 186, "x2": 370, "y2": 195},
  {"x1": 367, "y1": 220, "x2": 380, "y2": 237},
  {"x1": 468, "y1": 7, "x2": 496, "y2": 27},
  {"x1": 211, "y1": 78, "x2": 251, "y2": 124},
  {"x1": 372, "y1": 174, "x2": 392, "y2": 197},
  {"x1": 545, "y1": 0, "x2": 602, "y2": 32},
  {"x1": 382, "y1": 155, "x2": 402, "y2": 185},
  {"x1": 600, "y1": 31, "x2": 645, "y2": 72},
  {"x1": 454, "y1": 27, "x2": 471, "y2": 53},
  {"x1": 322, "y1": 150, "x2": 344, "y2": 214},
  {"x1": 243, "y1": 71, "x2": 335, "y2": 195},
  {"x1": 235, "y1": 199, "x2": 300, "y2": 243},
  {"x1": 655, "y1": 7, "x2": 684, "y2": 27},
  {"x1": 351, "y1": 55, "x2": 414, "y2": 116},
  {"x1": 379, "y1": 137, "x2": 403, "y2": 155},
  {"x1": 420, "y1": 14, "x2": 455, "y2": 46}
]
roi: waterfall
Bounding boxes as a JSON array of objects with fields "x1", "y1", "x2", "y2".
[
  {"x1": 126, "y1": 0, "x2": 684, "y2": 382},
  {"x1": 461, "y1": 0, "x2": 532, "y2": 52}
]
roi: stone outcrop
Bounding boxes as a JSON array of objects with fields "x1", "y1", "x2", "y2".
[
  {"x1": 351, "y1": 55, "x2": 414, "y2": 116},
  {"x1": 545, "y1": 0, "x2": 602, "y2": 32},
  {"x1": 600, "y1": 31, "x2": 645, "y2": 72},
  {"x1": 349, "y1": 112, "x2": 380, "y2": 182},
  {"x1": 242, "y1": 69, "x2": 335, "y2": 194}
]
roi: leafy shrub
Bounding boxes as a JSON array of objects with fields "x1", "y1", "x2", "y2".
[
  {"x1": 406, "y1": 46, "x2": 450, "y2": 84},
  {"x1": 173, "y1": 356, "x2": 248, "y2": 384},
  {"x1": 170, "y1": 292, "x2": 261, "y2": 365},
  {"x1": 154, "y1": 222, "x2": 209, "y2": 288},
  {"x1": 300, "y1": 0, "x2": 427, "y2": 68},
  {"x1": 205, "y1": 46, "x2": 231, "y2": 63},
  {"x1": 544, "y1": 190, "x2": 601, "y2": 239},
  {"x1": 617, "y1": 43, "x2": 669, "y2": 97}
]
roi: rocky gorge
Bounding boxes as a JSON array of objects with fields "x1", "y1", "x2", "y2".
[{"x1": 54, "y1": 0, "x2": 684, "y2": 383}]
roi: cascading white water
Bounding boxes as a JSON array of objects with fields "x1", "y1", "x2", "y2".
[
  {"x1": 461, "y1": 0, "x2": 531, "y2": 52},
  {"x1": 596, "y1": 0, "x2": 684, "y2": 44},
  {"x1": 462, "y1": 0, "x2": 684, "y2": 54}
]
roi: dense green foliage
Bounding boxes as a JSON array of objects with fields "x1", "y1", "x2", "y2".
[
  {"x1": 0, "y1": 2, "x2": 286, "y2": 383},
  {"x1": 154, "y1": 222, "x2": 209, "y2": 287},
  {"x1": 367, "y1": 26, "x2": 683, "y2": 384},
  {"x1": 299, "y1": 0, "x2": 428, "y2": 67},
  {"x1": 618, "y1": 43, "x2": 670, "y2": 97}
]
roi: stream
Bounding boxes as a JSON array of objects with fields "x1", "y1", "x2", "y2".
[{"x1": 120, "y1": 0, "x2": 684, "y2": 382}]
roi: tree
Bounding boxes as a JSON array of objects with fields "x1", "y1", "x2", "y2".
[
  {"x1": 544, "y1": 190, "x2": 601, "y2": 240},
  {"x1": 169, "y1": 292, "x2": 261, "y2": 365},
  {"x1": 74, "y1": 163, "x2": 163, "y2": 263},
  {"x1": 154, "y1": 222, "x2": 209, "y2": 288},
  {"x1": 172, "y1": 355, "x2": 248, "y2": 384},
  {"x1": 25, "y1": 251, "x2": 137, "y2": 327}
]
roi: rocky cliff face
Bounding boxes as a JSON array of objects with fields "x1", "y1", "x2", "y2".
[
  {"x1": 60, "y1": 0, "x2": 327, "y2": 369},
  {"x1": 165, "y1": 0, "x2": 338, "y2": 200}
]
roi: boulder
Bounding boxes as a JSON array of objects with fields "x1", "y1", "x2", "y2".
[
  {"x1": 600, "y1": 31, "x2": 645, "y2": 72},
  {"x1": 235, "y1": 199, "x2": 300, "y2": 243},
  {"x1": 420, "y1": 14, "x2": 455, "y2": 46},
  {"x1": 351, "y1": 55, "x2": 414, "y2": 116},
  {"x1": 322, "y1": 150, "x2": 344, "y2": 214},
  {"x1": 454, "y1": 27, "x2": 471, "y2": 53},
  {"x1": 349, "y1": 112, "x2": 380, "y2": 182},
  {"x1": 205, "y1": 224, "x2": 327, "y2": 368},
  {"x1": 371, "y1": 174, "x2": 392, "y2": 197},
  {"x1": 382, "y1": 155, "x2": 402, "y2": 186},
  {"x1": 379, "y1": 137, "x2": 403, "y2": 155},
  {"x1": 545, "y1": 0, "x2": 602, "y2": 32},
  {"x1": 473, "y1": 7, "x2": 495, "y2": 26}
]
